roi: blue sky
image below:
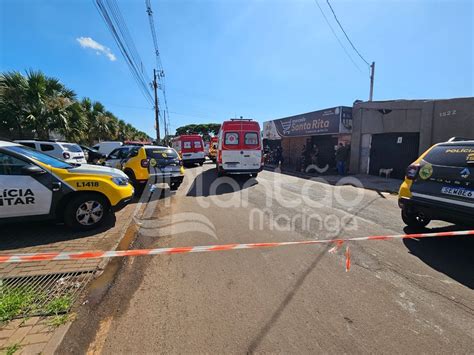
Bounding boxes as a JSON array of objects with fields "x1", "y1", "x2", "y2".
[{"x1": 1, "y1": 0, "x2": 472, "y2": 138}]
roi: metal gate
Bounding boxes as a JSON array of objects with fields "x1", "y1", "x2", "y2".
[{"x1": 369, "y1": 133, "x2": 420, "y2": 179}]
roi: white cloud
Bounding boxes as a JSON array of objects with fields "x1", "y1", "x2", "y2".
[{"x1": 76, "y1": 37, "x2": 117, "y2": 61}]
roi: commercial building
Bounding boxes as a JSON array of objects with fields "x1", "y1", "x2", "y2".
[
  {"x1": 263, "y1": 106, "x2": 352, "y2": 171},
  {"x1": 349, "y1": 97, "x2": 474, "y2": 179}
]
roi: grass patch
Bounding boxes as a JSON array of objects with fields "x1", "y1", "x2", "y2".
[
  {"x1": 0, "y1": 285, "x2": 73, "y2": 323},
  {"x1": 48, "y1": 314, "x2": 70, "y2": 327},
  {"x1": 45, "y1": 295, "x2": 72, "y2": 315},
  {"x1": 4, "y1": 343, "x2": 21, "y2": 355},
  {"x1": 0, "y1": 286, "x2": 38, "y2": 322}
]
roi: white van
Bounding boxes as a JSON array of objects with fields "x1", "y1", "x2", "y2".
[
  {"x1": 92, "y1": 141, "x2": 123, "y2": 156},
  {"x1": 14, "y1": 140, "x2": 87, "y2": 164}
]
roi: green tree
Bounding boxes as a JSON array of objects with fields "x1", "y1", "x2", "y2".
[
  {"x1": 0, "y1": 70, "x2": 77, "y2": 139},
  {"x1": 23, "y1": 70, "x2": 76, "y2": 139},
  {"x1": 1, "y1": 70, "x2": 152, "y2": 144},
  {"x1": 0, "y1": 71, "x2": 29, "y2": 138},
  {"x1": 175, "y1": 123, "x2": 220, "y2": 140}
]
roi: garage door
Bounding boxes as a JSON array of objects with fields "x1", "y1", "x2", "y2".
[{"x1": 369, "y1": 133, "x2": 420, "y2": 179}]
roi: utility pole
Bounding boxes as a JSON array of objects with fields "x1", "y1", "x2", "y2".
[
  {"x1": 369, "y1": 61, "x2": 375, "y2": 102},
  {"x1": 153, "y1": 69, "x2": 160, "y2": 142}
]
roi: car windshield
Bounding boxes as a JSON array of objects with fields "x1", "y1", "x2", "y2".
[
  {"x1": 423, "y1": 144, "x2": 474, "y2": 167},
  {"x1": 62, "y1": 143, "x2": 83, "y2": 152},
  {"x1": 8, "y1": 145, "x2": 72, "y2": 169}
]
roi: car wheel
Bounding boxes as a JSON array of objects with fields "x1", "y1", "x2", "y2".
[
  {"x1": 401, "y1": 208, "x2": 431, "y2": 228},
  {"x1": 64, "y1": 193, "x2": 110, "y2": 230}
]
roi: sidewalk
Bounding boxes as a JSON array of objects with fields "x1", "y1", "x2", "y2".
[
  {"x1": 264, "y1": 166, "x2": 402, "y2": 194},
  {"x1": 0, "y1": 203, "x2": 139, "y2": 354}
]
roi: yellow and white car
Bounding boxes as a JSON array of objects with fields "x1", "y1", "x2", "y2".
[
  {"x1": 103, "y1": 145, "x2": 185, "y2": 192},
  {"x1": 0, "y1": 141, "x2": 134, "y2": 230}
]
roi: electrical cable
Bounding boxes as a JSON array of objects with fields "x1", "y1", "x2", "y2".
[
  {"x1": 326, "y1": 0, "x2": 370, "y2": 67},
  {"x1": 313, "y1": 0, "x2": 363, "y2": 73}
]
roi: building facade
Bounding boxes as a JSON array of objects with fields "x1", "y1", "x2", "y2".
[
  {"x1": 263, "y1": 106, "x2": 352, "y2": 172},
  {"x1": 350, "y1": 97, "x2": 474, "y2": 179}
]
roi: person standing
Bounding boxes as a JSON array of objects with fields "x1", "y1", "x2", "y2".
[
  {"x1": 276, "y1": 146, "x2": 284, "y2": 167},
  {"x1": 310, "y1": 144, "x2": 319, "y2": 168},
  {"x1": 335, "y1": 143, "x2": 348, "y2": 175}
]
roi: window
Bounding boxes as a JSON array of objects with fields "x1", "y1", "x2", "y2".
[
  {"x1": 117, "y1": 148, "x2": 131, "y2": 159},
  {"x1": 40, "y1": 144, "x2": 55, "y2": 152},
  {"x1": 244, "y1": 132, "x2": 259, "y2": 145},
  {"x1": 62, "y1": 144, "x2": 82, "y2": 152},
  {"x1": 7, "y1": 146, "x2": 71, "y2": 169},
  {"x1": 225, "y1": 132, "x2": 239, "y2": 145},
  {"x1": 0, "y1": 152, "x2": 34, "y2": 175},
  {"x1": 108, "y1": 149, "x2": 121, "y2": 159},
  {"x1": 183, "y1": 141, "x2": 192, "y2": 149},
  {"x1": 146, "y1": 148, "x2": 179, "y2": 159},
  {"x1": 424, "y1": 145, "x2": 474, "y2": 167},
  {"x1": 21, "y1": 142, "x2": 36, "y2": 149},
  {"x1": 194, "y1": 141, "x2": 202, "y2": 148}
]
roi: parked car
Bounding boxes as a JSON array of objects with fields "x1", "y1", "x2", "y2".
[
  {"x1": 171, "y1": 135, "x2": 205, "y2": 166},
  {"x1": 92, "y1": 141, "x2": 123, "y2": 156},
  {"x1": 14, "y1": 139, "x2": 87, "y2": 164},
  {"x1": 217, "y1": 118, "x2": 263, "y2": 177},
  {"x1": 0, "y1": 140, "x2": 134, "y2": 230},
  {"x1": 111, "y1": 145, "x2": 184, "y2": 192},
  {"x1": 399, "y1": 138, "x2": 474, "y2": 227},
  {"x1": 80, "y1": 145, "x2": 106, "y2": 164}
]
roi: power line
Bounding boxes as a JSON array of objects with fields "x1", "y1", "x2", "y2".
[
  {"x1": 94, "y1": 0, "x2": 154, "y2": 105},
  {"x1": 325, "y1": 0, "x2": 370, "y2": 67},
  {"x1": 313, "y1": 0, "x2": 362, "y2": 73},
  {"x1": 145, "y1": 0, "x2": 171, "y2": 138}
]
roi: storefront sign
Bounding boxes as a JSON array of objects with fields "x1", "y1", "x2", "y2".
[{"x1": 263, "y1": 106, "x2": 352, "y2": 139}]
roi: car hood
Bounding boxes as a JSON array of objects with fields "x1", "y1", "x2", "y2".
[{"x1": 67, "y1": 164, "x2": 128, "y2": 179}]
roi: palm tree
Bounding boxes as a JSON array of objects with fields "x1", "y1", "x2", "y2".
[
  {"x1": 63, "y1": 102, "x2": 87, "y2": 142},
  {"x1": 23, "y1": 70, "x2": 76, "y2": 139},
  {"x1": 1, "y1": 70, "x2": 149, "y2": 144},
  {"x1": 81, "y1": 98, "x2": 107, "y2": 144},
  {"x1": 0, "y1": 71, "x2": 29, "y2": 138}
]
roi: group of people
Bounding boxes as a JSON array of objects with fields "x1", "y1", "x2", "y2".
[
  {"x1": 300, "y1": 142, "x2": 349, "y2": 175},
  {"x1": 265, "y1": 141, "x2": 349, "y2": 175}
]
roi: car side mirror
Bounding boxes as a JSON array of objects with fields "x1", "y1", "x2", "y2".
[{"x1": 22, "y1": 165, "x2": 46, "y2": 175}]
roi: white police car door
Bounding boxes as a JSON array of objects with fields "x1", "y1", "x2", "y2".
[{"x1": 0, "y1": 152, "x2": 53, "y2": 218}]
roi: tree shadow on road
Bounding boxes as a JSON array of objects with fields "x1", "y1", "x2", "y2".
[
  {"x1": 403, "y1": 225, "x2": 474, "y2": 289},
  {"x1": 186, "y1": 167, "x2": 258, "y2": 197}
]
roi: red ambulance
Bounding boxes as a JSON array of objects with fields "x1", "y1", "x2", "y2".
[
  {"x1": 217, "y1": 119, "x2": 263, "y2": 177},
  {"x1": 171, "y1": 134, "x2": 206, "y2": 166}
]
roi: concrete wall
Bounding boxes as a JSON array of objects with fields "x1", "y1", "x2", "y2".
[
  {"x1": 432, "y1": 98, "x2": 474, "y2": 143},
  {"x1": 350, "y1": 97, "x2": 474, "y2": 174}
]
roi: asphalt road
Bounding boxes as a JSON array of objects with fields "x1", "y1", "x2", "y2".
[{"x1": 59, "y1": 163, "x2": 474, "y2": 354}]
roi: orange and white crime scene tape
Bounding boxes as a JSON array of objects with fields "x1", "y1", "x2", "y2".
[{"x1": 1, "y1": 230, "x2": 473, "y2": 272}]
